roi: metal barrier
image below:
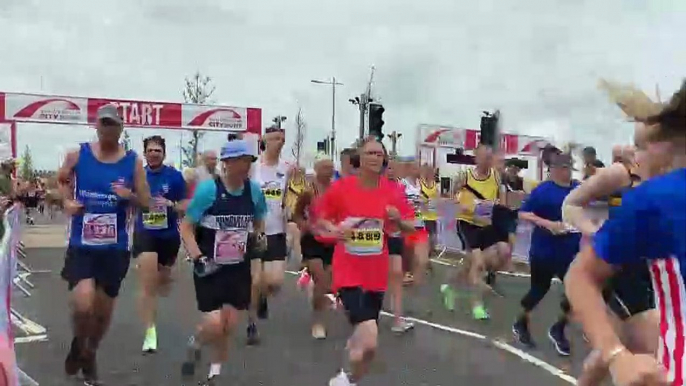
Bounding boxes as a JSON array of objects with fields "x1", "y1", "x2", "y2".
[{"x1": 1, "y1": 204, "x2": 42, "y2": 386}]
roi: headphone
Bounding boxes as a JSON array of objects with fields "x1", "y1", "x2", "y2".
[
  {"x1": 259, "y1": 139, "x2": 266, "y2": 152},
  {"x1": 350, "y1": 141, "x2": 389, "y2": 169}
]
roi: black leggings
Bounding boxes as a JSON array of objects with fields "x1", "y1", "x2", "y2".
[{"x1": 520, "y1": 258, "x2": 572, "y2": 314}]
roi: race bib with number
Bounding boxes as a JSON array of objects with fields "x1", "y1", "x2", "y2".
[
  {"x1": 214, "y1": 230, "x2": 248, "y2": 265},
  {"x1": 142, "y1": 203, "x2": 168, "y2": 230},
  {"x1": 474, "y1": 200, "x2": 494, "y2": 222},
  {"x1": 343, "y1": 218, "x2": 384, "y2": 256},
  {"x1": 263, "y1": 184, "x2": 283, "y2": 210},
  {"x1": 82, "y1": 213, "x2": 117, "y2": 245}
]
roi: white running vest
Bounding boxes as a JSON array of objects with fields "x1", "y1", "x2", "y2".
[{"x1": 251, "y1": 159, "x2": 290, "y2": 235}]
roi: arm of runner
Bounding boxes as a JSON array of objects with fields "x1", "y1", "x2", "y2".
[
  {"x1": 250, "y1": 180, "x2": 268, "y2": 234},
  {"x1": 131, "y1": 158, "x2": 151, "y2": 209},
  {"x1": 450, "y1": 170, "x2": 467, "y2": 198},
  {"x1": 562, "y1": 163, "x2": 630, "y2": 234},
  {"x1": 519, "y1": 184, "x2": 564, "y2": 233},
  {"x1": 180, "y1": 180, "x2": 216, "y2": 260},
  {"x1": 316, "y1": 181, "x2": 341, "y2": 234},
  {"x1": 389, "y1": 187, "x2": 415, "y2": 233},
  {"x1": 565, "y1": 189, "x2": 653, "y2": 363},
  {"x1": 292, "y1": 190, "x2": 313, "y2": 233}
]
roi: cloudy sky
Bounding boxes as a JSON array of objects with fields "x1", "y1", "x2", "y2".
[{"x1": 1, "y1": 0, "x2": 684, "y2": 170}]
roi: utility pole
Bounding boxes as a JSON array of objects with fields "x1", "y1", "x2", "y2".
[
  {"x1": 388, "y1": 131, "x2": 402, "y2": 156},
  {"x1": 349, "y1": 66, "x2": 376, "y2": 140},
  {"x1": 311, "y1": 78, "x2": 343, "y2": 158}
]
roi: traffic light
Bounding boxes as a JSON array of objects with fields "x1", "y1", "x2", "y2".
[
  {"x1": 368, "y1": 103, "x2": 385, "y2": 141},
  {"x1": 316, "y1": 140, "x2": 327, "y2": 153},
  {"x1": 480, "y1": 110, "x2": 499, "y2": 147}
]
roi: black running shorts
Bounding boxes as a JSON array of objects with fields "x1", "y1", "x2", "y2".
[
  {"x1": 61, "y1": 246, "x2": 131, "y2": 298},
  {"x1": 131, "y1": 231, "x2": 181, "y2": 267},
  {"x1": 300, "y1": 233, "x2": 334, "y2": 267},
  {"x1": 606, "y1": 263, "x2": 655, "y2": 320},
  {"x1": 193, "y1": 264, "x2": 252, "y2": 313},
  {"x1": 388, "y1": 236, "x2": 404, "y2": 256},
  {"x1": 338, "y1": 287, "x2": 385, "y2": 325},
  {"x1": 260, "y1": 233, "x2": 288, "y2": 262}
]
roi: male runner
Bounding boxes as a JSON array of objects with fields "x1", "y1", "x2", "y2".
[
  {"x1": 419, "y1": 163, "x2": 439, "y2": 257},
  {"x1": 247, "y1": 126, "x2": 291, "y2": 343},
  {"x1": 59, "y1": 105, "x2": 150, "y2": 385},
  {"x1": 319, "y1": 138, "x2": 414, "y2": 386},
  {"x1": 441, "y1": 144, "x2": 509, "y2": 319},
  {"x1": 512, "y1": 153, "x2": 580, "y2": 356},
  {"x1": 293, "y1": 154, "x2": 335, "y2": 339},
  {"x1": 179, "y1": 139, "x2": 267, "y2": 386},
  {"x1": 196, "y1": 150, "x2": 218, "y2": 183},
  {"x1": 133, "y1": 135, "x2": 187, "y2": 353},
  {"x1": 335, "y1": 148, "x2": 356, "y2": 180}
]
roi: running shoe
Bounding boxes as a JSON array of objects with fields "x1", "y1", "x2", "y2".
[
  {"x1": 512, "y1": 319, "x2": 536, "y2": 348},
  {"x1": 81, "y1": 350, "x2": 100, "y2": 386},
  {"x1": 257, "y1": 296, "x2": 269, "y2": 319},
  {"x1": 181, "y1": 336, "x2": 201, "y2": 377},
  {"x1": 403, "y1": 273, "x2": 415, "y2": 286},
  {"x1": 312, "y1": 324, "x2": 327, "y2": 340},
  {"x1": 329, "y1": 370, "x2": 356, "y2": 386},
  {"x1": 439, "y1": 284, "x2": 456, "y2": 312},
  {"x1": 142, "y1": 325, "x2": 157, "y2": 353},
  {"x1": 391, "y1": 318, "x2": 415, "y2": 333},
  {"x1": 471, "y1": 304, "x2": 490, "y2": 320},
  {"x1": 246, "y1": 322, "x2": 260, "y2": 346},
  {"x1": 64, "y1": 337, "x2": 82, "y2": 376},
  {"x1": 548, "y1": 322, "x2": 571, "y2": 356},
  {"x1": 200, "y1": 375, "x2": 218, "y2": 386}
]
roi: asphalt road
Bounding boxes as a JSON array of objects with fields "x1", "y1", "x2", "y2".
[{"x1": 13, "y1": 217, "x2": 589, "y2": 385}]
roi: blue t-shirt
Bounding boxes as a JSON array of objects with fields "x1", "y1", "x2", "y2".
[
  {"x1": 136, "y1": 165, "x2": 186, "y2": 237},
  {"x1": 521, "y1": 180, "x2": 582, "y2": 261},
  {"x1": 186, "y1": 179, "x2": 267, "y2": 224},
  {"x1": 594, "y1": 168, "x2": 686, "y2": 267}
]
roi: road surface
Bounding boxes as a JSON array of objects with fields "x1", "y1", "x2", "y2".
[{"x1": 14, "y1": 219, "x2": 588, "y2": 385}]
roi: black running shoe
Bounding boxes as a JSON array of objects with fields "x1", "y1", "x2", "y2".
[
  {"x1": 246, "y1": 322, "x2": 260, "y2": 346},
  {"x1": 548, "y1": 322, "x2": 571, "y2": 356},
  {"x1": 64, "y1": 337, "x2": 82, "y2": 376},
  {"x1": 257, "y1": 296, "x2": 269, "y2": 320},
  {"x1": 512, "y1": 319, "x2": 536, "y2": 348},
  {"x1": 200, "y1": 375, "x2": 218, "y2": 386}
]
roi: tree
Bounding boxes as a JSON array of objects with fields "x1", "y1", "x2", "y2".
[
  {"x1": 291, "y1": 107, "x2": 306, "y2": 165},
  {"x1": 20, "y1": 145, "x2": 35, "y2": 181},
  {"x1": 181, "y1": 71, "x2": 216, "y2": 167},
  {"x1": 121, "y1": 130, "x2": 132, "y2": 151}
]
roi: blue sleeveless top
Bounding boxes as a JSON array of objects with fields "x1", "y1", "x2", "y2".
[
  {"x1": 69, "y1": 143, "x2": 137, "y2": 250},
  {"x1": 195, "y1": 178, "x2": 254, "y2": 267},
  {"x1": 135, "y1": 165, "x2": 186, "y2": 238}
]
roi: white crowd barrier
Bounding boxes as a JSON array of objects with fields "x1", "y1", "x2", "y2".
[{"x1": 0, "y1": 204, "x2": 40, "y2": 386}]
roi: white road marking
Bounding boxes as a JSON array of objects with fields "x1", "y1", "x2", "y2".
[
  {"x1": 15, "y1": 334, "x2": 48, "y2": 344},
  {"x1": 11, "y1": 312, "x2": 47, "y2": 335},
  {"x1": 430, "y1": 258, "x2": 562, "y2": 283},
  {"x1": 285, "y1": 269, "x2": 575, "y2": 384}
]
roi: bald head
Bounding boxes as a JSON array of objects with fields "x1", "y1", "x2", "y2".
[{"x1": 202, "y1": 150, "x2": 218, "y2": 173}]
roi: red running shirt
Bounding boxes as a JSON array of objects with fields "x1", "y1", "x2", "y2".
[{"x1": 318, "y1": 176, "x2": 413, "y2": 292}]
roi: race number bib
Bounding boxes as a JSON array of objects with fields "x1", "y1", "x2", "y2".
[
  {"x1": 214, "y1": 230, "x2": 248, "y2": 265},
  {"x1": 414, "y1": 210, "x2": 424, "y2": 228},
  {"x1": 343, "y1": 218, "x2": 384, "y2": 256},
  {"x1": 142, "y1": 203, "x2": 168, "y2": 230},
  {"x1": 474, "y1": 200, "x2": 494, "y2": 224},
  {"x1": 82, "y1": 213, "x2": 117, "y2": 245},
  {"x1": 263, "y1": 183, "x2": 283, "y2": 212}
]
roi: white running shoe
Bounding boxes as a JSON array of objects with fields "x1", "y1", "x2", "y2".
[
  {"x1": 312, "y1": 324, "x2": 327, "y2": 340},
  {"x1": 391, "y1": 318, "x2": 415, "y2": 333},
  {"x1": 329, "y1": 370, "x2": 354, "y2": 386}
]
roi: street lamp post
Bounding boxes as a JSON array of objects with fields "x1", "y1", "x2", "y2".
[{"x1": 311, "y1": 77, "x2": 343, "y2": 157}]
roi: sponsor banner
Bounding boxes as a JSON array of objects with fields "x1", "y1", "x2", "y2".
[
  {"x1": 87, "y1": 98, "x2": 182, "y2": 128},
  {"x1": 3, "y1": 93, "x2": 87, "y2": 124},
  {"x1": 0, "y1": 92, "x2": 262, "y2": 135},
  {"x1": 418, "y1": 124, "x2": 549, "y2": 156}
]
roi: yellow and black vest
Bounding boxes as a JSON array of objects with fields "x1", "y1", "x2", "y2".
[
  {"x1": 420, "y1": 179, "x2": 438, "y2": 221},
  {"x1": 607, "y1": 164, "x2": 641, "y2": 211},
  {"x1": 456, "y1": 168, "x2": 500, "y2": 226}
]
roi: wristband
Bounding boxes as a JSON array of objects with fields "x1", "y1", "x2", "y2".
[{"x1": 604, "y1": 346, "x2": 627, "y2": 365}]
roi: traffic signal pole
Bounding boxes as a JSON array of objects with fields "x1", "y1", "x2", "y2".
[{"x1": 358, "y1": 93, "x2": 367, "y2": 139}]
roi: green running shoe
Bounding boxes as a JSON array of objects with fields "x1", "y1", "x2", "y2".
[
  {"x1": 472, "y1": 304, "x2": 490, "y2": 320},
  {"x1": 142, "y1": 326, "x2": 158, "y2": 353},
  {"x1": 440, "y1": 284, "x2": 456, "y2": 312}
]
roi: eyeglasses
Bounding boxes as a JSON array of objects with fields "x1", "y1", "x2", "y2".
[{"x1": 363, "y1": 150, "x2": 385, "y2": 157}]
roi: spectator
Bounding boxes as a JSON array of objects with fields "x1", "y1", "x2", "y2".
[
  {"x1": 582, "y1": 146, "x2": 605, "y2": 179},
  {"x1": 195, "y1": 150, "x2": 218, "y2": 182}
]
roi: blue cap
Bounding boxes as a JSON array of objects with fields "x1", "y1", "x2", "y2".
[{"x1": 220, "y1": 140, "x2": 257, "y2": 162}]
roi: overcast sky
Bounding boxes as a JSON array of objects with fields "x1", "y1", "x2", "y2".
[{"x1": 1, "y1": 0, "x2": 684, "y2": 170}]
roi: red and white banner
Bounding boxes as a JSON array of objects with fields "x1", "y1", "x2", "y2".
[
  {"x1": 0, "y1": 92, "x2": 262, "y2": 136},
  {"x1": 417, "y1": 124, "x2": 551, "y2": 156}
]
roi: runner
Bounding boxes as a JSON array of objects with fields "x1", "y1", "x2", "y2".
[
  {"x1": 419, "y1": 163, "x2": 439, "y2": 258},
  {"x1": 247, "y1": 125, "x2": 291, "y2": 344},
  {"x1": 318, "y1": 137, "x2": 414, "y2": 386},
  {"x1": 512, "y1": 153, "x2": 580, "y2": 356},
  {"x1": 179, "y1": 139, "x2": 267, "y2": 386},
  {"x1": 563, "y1": 141, "x2": 663, "y2": 386},
  {"x1": 292, "y1": 154, "x2": 335, "y2": 339},
  {"x1": 284, "y1": 166, "x2": 307, "y2": 262},
  {"x1": 335, "y1": 148, "x2": 356, "y2": 180},
  {"x1": 132, "y1": 135, "x2": 188, "y2": 354},
  {"x1": 58, "y1": 104, "x2": 151, "y2": 385},
  {"x1": 441, "y1": 144, "x2": 509, "y2": 319},
  {"x1": 565, "y1": 79, "x2": 685, "y2": 386}
]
